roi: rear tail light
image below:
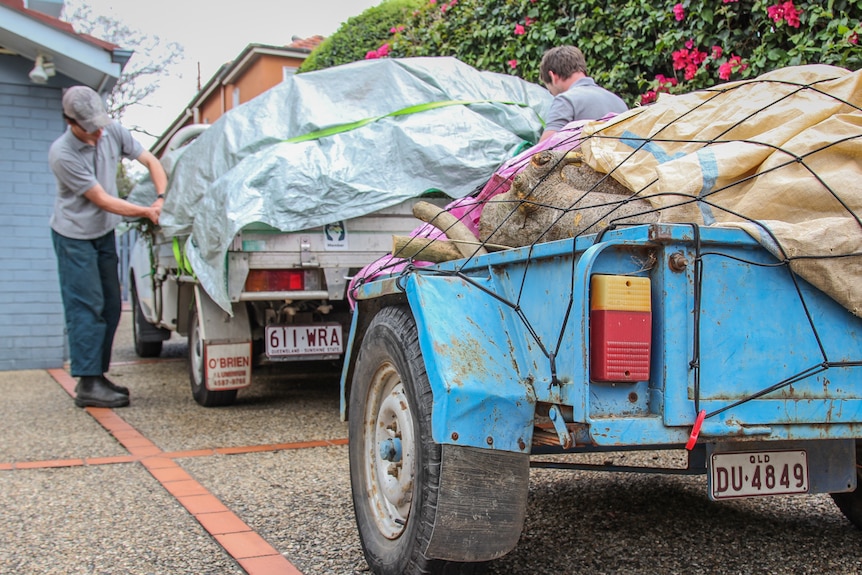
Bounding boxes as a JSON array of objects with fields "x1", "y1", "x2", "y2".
[
  {"x1": 590, "y1": 274, "x2": 651, "y2": 382},
  {"x1": 244, "y1": 269, "x2": 304, "y2": 292}
]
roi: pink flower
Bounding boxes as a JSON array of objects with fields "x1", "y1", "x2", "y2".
[
  {"x1": 711, "y1": 45, "x2": 723, "y2": 59},
  {"x1": 767, "y1": 4, "x2": 781, "y2": 21},
  {"x1": 785, "y1": 3, "x2": 801, "y2": 27},
  {"x1": 672, "y1": 49, "x2": 689, "y2": 70},
  {"x1": 673, "y1": 3, "x2": 685, "y2": 21},
  {"x1": 524, "y1": 16, "x2": 534, "y2": 26},
  {"x1": 641, "y1": 90, "x2": 657, "y2": 106},
  {"x1": 719, "y1": 54, "x2": 747, "y2": 80},
  {"x1": 389, "y1": 25, "x2": 405, "y2": 34},
  {"x1": 768, "y1": 2, "x2": 802, "y2": 28},
  {"x1": 429, "y1": 0, "x2": 436, "y2": 4},
  {"x1": 684, "y1": 63, "x2": 698, "y2": 81},
  {"x1": 514, "y1": 24, "x2": 526, "y2": 35},
  {"x1": 671, "y1": 44, "x2": 708, "y2": 79},
  {"x1": 685, "y1": 39, "x2": 694, "y2": 50},
  {"x1": 723, "y1": 0, "x2": 738, "y2": 3},
  {"x1": 508, "y1": 59, "x2": 518, "y2": 69},
  {"x1": 364, "y1": 43, "x2": 390, "y2": 59},
  {"x1": 850, "y1": 31, "x2": 859, "y2": 45},
  {"x1": 654, "y1": 74, "x2": 677, "y2": 93}
]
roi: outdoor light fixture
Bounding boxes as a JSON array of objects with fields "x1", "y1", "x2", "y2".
[{"x1": 29, "y1": 53, "x2": 56, "y2": 84}]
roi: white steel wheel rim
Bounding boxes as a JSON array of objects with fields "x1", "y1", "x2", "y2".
[{"x1": 364, "y1": 361, "x2": 415, "y2": 539}]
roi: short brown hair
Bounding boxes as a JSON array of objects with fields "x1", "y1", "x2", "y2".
[{"x1": 540, "y1": 46, "x2": 587, "y2": 84}]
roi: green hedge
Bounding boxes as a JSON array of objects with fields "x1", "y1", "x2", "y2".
[
  {"x1": 305, "y1": 0, "x2": 862, "y2": 106},
  {"x1": 299, "y1": 0, "x2": 422, "y2": 72}
]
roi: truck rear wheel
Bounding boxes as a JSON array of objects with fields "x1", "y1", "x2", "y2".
[
  {"x1": 831, "y1": 440, "x2": 862, "y2": 528},
  {"x1": 131, "y1": 281, "x2": 166, "y2": 358},
  {"x1": 188, "y1": 305, "x2": 238, "y2": 407},
  {"x1": 349, "y1": 306, "x2": 486, "y2": 575}
]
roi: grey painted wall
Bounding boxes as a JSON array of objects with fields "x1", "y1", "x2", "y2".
[{"x1": 0, "y1": 76, "x2": 67, "y2": 370}]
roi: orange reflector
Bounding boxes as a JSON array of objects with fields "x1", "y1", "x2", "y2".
[
  {"x1": 244, "y1": 269, "x2": 304, "y2": 292},
  {"x1": 590, "y1": 275, "x2": 651, "y2": 382}
]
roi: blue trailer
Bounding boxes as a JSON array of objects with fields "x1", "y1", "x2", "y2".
[
  {"x1": 338, "y1": 63, "x2": 862, "y2": 574},
  {"x1": 339, "y1": 221, "x2": 862, "y2": 575}
]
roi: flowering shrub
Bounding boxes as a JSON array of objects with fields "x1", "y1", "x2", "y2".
[
  {"x1": 305, "y1": 0, "x2": 862, "y2": 107},
  {"x1": 298, "y1": 0, "x2": 421, "y2": 73}
]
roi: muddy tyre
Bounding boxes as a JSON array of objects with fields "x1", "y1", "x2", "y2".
[{"x1": 349, "y1": 306, "x2": 486, "y2": 575}]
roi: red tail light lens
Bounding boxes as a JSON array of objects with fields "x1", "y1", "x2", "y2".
[
  {"x1": 590, "y1": 275, "x2": 651, "y2": 382},
  {"x1": 244, "y1": 270, "x2": 304, "y2": 292}
]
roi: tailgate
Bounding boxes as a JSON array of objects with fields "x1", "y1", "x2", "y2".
[{"x1": 659, "y1": 228, "x2": 862, "y2": 438}]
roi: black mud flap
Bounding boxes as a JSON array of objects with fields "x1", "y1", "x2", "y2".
[{"x1": 424, "y1": 444, "x2": 529, "y2": 562}]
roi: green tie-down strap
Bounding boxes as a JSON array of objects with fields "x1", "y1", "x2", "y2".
[
  {"x1": 172, "y1": 237, "x2": 195, "y2": 277},
  {"x1": 282, "y1": 99, "x2": 545, "y2": 144}
]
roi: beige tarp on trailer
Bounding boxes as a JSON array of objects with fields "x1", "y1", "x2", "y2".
[{"x1": 581, "y1": 65, "x2": 862, "y2": 317}]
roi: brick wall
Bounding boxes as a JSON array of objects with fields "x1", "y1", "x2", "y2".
[{"x1": 0, "y1": 81, "x2": 67, "y2": 370}]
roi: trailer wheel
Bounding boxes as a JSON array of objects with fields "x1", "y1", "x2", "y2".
[
  {"x1": 188, "y1": 304, "x2": 237, "y2": 407},
  {"x1": 831, "y1": 440, "x2": 862, "y2": 528},
  {"x1": 131, "y1": 281, "x2": 165, "y2": 358},
  {"x1": 349, "y1": 306, "x2": 486, "y2": 575}
]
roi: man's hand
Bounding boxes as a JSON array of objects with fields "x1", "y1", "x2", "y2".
[{"x1": 146, "y1": 203, "x2": 161, "y2": 225}]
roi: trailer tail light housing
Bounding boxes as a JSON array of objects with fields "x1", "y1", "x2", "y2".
[
  {"x1": 245, "y1": 269, "x2": 304, "y2": 292},
  {"x1": 590, "y1": 275, "x2": 651, "y2": 382}
]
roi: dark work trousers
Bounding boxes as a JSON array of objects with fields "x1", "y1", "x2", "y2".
[{"x1": 51, "y1": 229, "x2": 121, "y2": 378}]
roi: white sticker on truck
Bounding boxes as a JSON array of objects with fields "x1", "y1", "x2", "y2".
[
  {"x1": 205, "y1": 342, "x2": 252, "y2": 390},
  {"x1": 324, "y1": 221, "x2": 348, "y2": 250}
]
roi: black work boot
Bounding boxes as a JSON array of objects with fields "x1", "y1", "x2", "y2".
[
  {"x1": 101, "y1": 374, "x2": 130, "y2": 396},
  {"x1": 74, "y1": 376, "x2": 130, "y2": 408}
]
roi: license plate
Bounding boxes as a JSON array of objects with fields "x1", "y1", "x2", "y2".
[
  {"x1": 265, "y1": 323, "x2": 343, "y2": 357},
  {"x1": 710, "y1": 450, "x2": 808, "y2": 499}
]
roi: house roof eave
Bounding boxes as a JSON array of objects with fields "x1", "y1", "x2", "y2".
[{"x1": 0, "y1": 2, "x2": 125, "y2": 91}]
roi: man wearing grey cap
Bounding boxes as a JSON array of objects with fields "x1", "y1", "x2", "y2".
[{"x1": 49, "y1": 85, "x2": 166, "y2": 408}]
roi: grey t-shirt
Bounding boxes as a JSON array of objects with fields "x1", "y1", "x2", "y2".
[
  {"x1": 544, "y1": 77, "x2": 628, "y2": 131},
  {"x1": 48, "y1": 122, "x2": 143, "y2": 240}
]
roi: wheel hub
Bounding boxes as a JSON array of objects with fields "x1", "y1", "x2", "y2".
[{"x1": 364, "y1": 363, "x2": 415, "y2": 539}]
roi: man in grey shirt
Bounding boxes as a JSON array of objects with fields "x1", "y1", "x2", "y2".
[
  {"x1": 49, "y1": 86, "x2": 166, "y2": 408},
  {"x1": 538, "y1": 46, "x2": 628, "y2": 142}
]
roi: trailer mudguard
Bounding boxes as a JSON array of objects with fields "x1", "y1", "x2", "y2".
[{"x1": 404, "y1": 273, "x2": 537, "y2": 454}]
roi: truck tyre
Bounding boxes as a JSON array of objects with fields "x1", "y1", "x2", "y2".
[
  {"x1": 349, "y1": 306, "x2": 487, "y2": 575},
  {"x1": 188, "y1": 305, "x2": 238, "y2": 407},
  {"x1": 131, "y1": 281, "x2": 166, "y2": 358},
  {"x1": 831, "y1": 440, "x2": 862, "y2": 529}
]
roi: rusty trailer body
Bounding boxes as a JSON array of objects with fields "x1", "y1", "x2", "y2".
[{"x1": 340, "y1": 222, "x2": 862, "y2": 575}]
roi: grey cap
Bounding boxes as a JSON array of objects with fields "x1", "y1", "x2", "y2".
[{"x1": 62, "y1": 86, "x2": 113, "y2": 133}]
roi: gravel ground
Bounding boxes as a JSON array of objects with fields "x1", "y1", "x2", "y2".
[
  {"x1": 3, "y1": 310, "x2": 862, "y2": 574},
  {"x1": 0, "y1": 464, "x2": 243, "y2": 575}
]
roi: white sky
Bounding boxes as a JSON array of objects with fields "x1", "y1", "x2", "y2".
[{"x1": 72, "y1": 0, "x2": 382, "y2": 146}]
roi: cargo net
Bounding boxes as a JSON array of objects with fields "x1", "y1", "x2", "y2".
[{"x1": 350, "y1": 65, "x2": 862, "y2": 422}]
